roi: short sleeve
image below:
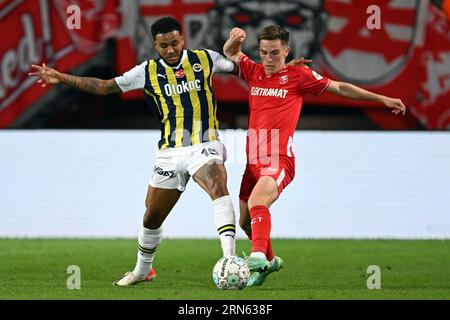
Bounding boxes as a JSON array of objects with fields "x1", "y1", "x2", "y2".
[
  {"x1": 114, "y1": 61, "x2": 147, "y2": 93},
  {"x1": 298, "y1": 68, "x2": 330, "y2": 95},
  {"x1": 206, "y1": 49, "x2": 234, "y2": 73},
  {"x1": 238, "y1": 54, "x2": 257, "y2": 82}
]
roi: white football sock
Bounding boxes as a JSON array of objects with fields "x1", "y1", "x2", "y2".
[
  {"x1": 269, "y1": 257, "x2": 276, "y2": 266},
  {"x1": 132, "y1": 225, "x2": 163, "y2": 277},
  {"x1": 213, "y1": 195, "x2": 236, "y2": 257},
  {"x1": 250, "y1": 251, "x2": 267, "y2": 259}
]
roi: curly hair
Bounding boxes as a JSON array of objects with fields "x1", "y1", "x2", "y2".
[{"x1": 150, "y1": 16, "x2": 183, "y2": 39}]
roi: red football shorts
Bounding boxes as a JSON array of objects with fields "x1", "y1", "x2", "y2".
[{"x1": 239, "y1": 156, "x2": 295, "y2": 202}]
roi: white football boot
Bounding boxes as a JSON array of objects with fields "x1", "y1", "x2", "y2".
[{"x1": 113, "y1": 268, "x2": 156, "y2": 286}]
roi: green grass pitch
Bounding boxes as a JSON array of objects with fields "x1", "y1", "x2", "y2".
[{"x1": 0, "y1": 239, "x2": 449, "y2": 300}]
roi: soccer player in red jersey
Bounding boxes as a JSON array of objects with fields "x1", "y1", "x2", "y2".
[{"x1": 223, "y1": 26, "x2": 406, "y2": 287}]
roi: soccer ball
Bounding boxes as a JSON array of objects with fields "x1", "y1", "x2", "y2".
[{"x1": 212, "y1": 256, "x2": 250, "y2": 290}]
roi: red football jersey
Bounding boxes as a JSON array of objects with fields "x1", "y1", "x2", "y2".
[{"x1": 239, "y1": 54, "x2": 330, "y2": 163}]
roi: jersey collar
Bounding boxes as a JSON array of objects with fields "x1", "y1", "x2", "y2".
[
  {"x1": 159, "y1": 50, "x2": 187, "y2": 69},
  {"x1": 265, "y1": 65, "x2": 288, "y2": 78}
]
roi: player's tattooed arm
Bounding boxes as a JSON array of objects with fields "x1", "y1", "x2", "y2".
[
  {"x1": 326, "y1": 80, "x2": 406, "y2": 116},
  {"x1": 60, "y1": 74, "x2": 122, "y2": 95},
  {"x1": 28, "y1": 63, "x2": 123, "y2": 95}
]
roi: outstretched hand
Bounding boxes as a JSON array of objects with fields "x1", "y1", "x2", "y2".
[
  {"x1": 384, "y1": 97, "x2": 406, "y2": 116},
  {"x1": 28, "y1": 63, "x2": 61, "y2": 87},
  {"x1": 287, "y1": 57, "x2": 313, "y2": 68}
]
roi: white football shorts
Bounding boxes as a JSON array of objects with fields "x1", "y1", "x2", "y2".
[{"x1": 149, "y1": 140, "x2": 227, "y2": 192}]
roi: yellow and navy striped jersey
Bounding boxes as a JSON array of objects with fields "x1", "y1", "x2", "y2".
[{"x1": 142, "y1": 49, "x2": 223, "y2": 149}]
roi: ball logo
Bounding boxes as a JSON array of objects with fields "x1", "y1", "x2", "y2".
[
  {"x1": 175, "y1": 69, "x2": 185, "y2": 78},
  {"x1": 212, "y1": 256, "x2": 249, "y2": 290},
  {"x1": 192, "y1": 63, "x2": 203, "y2": 72}
]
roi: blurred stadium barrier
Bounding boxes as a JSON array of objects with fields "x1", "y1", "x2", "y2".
[{"x1": 1, "y1": 130, "x2": 449, "y2": 239}]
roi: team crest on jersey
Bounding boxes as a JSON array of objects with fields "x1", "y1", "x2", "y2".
[
  {"x1": 279, "y1": 75, "x2": 289, "y2": 84},
  {"x1": 175, "y1": 69, "x2": 185, "y2": 78},
  {"x1": 192, "y1": 63, "x2": 203, "y2": 72},
  {"x1": 312, "y1": 70, "x2": 323, "y2": 80}
]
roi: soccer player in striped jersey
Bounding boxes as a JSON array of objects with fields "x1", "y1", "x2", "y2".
[
  {"x1": 29, "y1": 17, "x2": 239, "y2": 286},
  {"x1": 223, "y1": 26, "x2": 406, "y2": 287}
]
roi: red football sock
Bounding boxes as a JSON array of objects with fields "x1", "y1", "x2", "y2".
[
  {"x1": 246, "y1": 218, "x2": 274, "y2": 260},
  {"x1": 266, "y1": 240, "x2": 274, "y2": 261},
  {"x1": 249, "y1": 205, "x2": 271, "y2": 256}
]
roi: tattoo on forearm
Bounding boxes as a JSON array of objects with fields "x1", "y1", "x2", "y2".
[{"x1": 62, "y1": 74, "x2": 106, "y2": 95}]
